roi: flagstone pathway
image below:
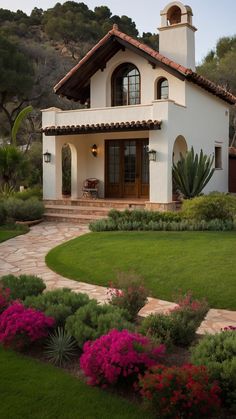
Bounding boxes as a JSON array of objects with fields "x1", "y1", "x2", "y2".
[{"x1": 0, "y1": 222, "x2": 235, "y2": 334}]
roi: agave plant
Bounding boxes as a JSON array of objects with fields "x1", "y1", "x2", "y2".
[
  {"x1": 172, "y1": 147, "x2": 214, "y2": 199},
  {"x1": 45, "y1": 327, "x2": 77, "y2": 366}
]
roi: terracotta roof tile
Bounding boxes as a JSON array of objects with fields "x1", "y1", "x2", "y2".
[
  {"x1": 42, "y1": 120, "x2": 162, "y2": 136},
  {"x1": 54, "y1": 27, "x2": 236, "y2": 105}
]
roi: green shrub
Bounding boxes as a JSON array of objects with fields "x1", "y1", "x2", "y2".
[
  {"x1": 0, "y1": 274, "x2": 45, "y2": 300},
  {"x1": 90, "y1": 217, "x2": 235, "y2": 232},
  {"x1": 14, "y1": 186, "x2": 42, "y2": 201},
  {"x1": 45, "y1": 327, "x2": 77, "y2": 366},
  {"x1": 4, "y1": 197, "x2": 44, "y2": 221},
  {"x1": 140, "y1": 293, "x2": 208, "y2": 348},
  {"x1": 65, "y1": 300, "x2": 133, "y2": 348},
  {"x1": 24, "y1": 288, "x2": 90, "y2": 326},
  {"x1": 108, "y1": 272, "x2": 148, "y2": 321},
  {"x1": 182, "y1": 193, "x2": 236, "y2": 221},
  {"x1": 191, "y1": 331, "x2": 236, "y2": 410},
  {"x1": 0, "y1": 202, "x2": 6, "y2": 225},
  {"x1": 140, "y1": 312, "x2": 198, "y2": 348}
]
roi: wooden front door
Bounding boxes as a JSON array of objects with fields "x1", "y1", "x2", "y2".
[{"x1": 105, "y1": 139, "x2": 149, "y2": 198}]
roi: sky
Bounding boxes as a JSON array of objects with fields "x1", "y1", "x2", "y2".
[{"x1": 1, "y1": 0, "x2": 236, "y2": 64}]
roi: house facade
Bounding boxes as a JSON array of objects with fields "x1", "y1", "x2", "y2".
[{"x1": 42, "y1": 1, "x2": 236, "y2": 210}]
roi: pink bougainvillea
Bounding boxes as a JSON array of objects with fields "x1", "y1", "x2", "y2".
[
  {"x1": 80, "y1": 329, "x2": 165, "y2": 387},
  {"x1": 139, "y1": 364, "x2": 221, "y2": 419},
  {"x1": 0, "y1": 301, "x2": 55, "y2": 349}
]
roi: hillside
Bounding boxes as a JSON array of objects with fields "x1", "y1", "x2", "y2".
[{"x1": 0, "y1": 2, "x2": 235, "y2": 144}]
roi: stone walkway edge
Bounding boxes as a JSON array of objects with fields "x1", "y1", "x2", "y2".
[{"x1": 0, "y1": 222, "x2": 235, "y2": 335}]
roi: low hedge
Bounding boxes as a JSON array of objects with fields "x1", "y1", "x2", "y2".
[
  {"x1": 4, "y1": 197, "x2": 44, "y2": 221},
  {"x1": 90, "y1": 217, "x2": 235, "y2": 232}
]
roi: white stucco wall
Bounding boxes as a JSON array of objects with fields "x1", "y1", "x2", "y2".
[{"x1": 90, "y1": 49, "x2": 186, "y2": 108}]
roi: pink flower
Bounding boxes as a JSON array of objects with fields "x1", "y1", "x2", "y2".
[
  {"x1": 0, "y1": 301, "x2": 54, "y2": 349},
  {"x1": 80, "y1": 329, "x2": 165, "y2": 387}
]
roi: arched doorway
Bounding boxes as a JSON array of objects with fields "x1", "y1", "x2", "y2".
[
  {"x1": 172, "y1": 135, "x2": 188, "y2": 199},
  {"x1": 61, "y1": 143, "x2": 78, "y2": 198},
  {"x1": 173, "y1": 135, "x2": 187, "y2": 164}
]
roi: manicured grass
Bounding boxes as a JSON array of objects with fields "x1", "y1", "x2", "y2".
[
  {"x1": 0, "y1": 225, "x2": 28, "y2": 243},
  {"x1": 0, "y1": 347, "x2": 147, "y2": 419},
  {"x1": 46, "y1": 231, "x2": 236, "y2": 310}
]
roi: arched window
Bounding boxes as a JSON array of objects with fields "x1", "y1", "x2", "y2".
[
  {"x1": 112, "y1": 63, "x2": 140, "y2": 106},
  {"x1": 167, "y1": 5, "x2": 181, "y2": 25},
  {"x1": 157, "y1": 78, "x2": 169, "y2": 100}
]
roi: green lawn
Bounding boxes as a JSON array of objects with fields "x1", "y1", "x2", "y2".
[
  {"x1": 0, "y1": 225, "x2": 28, "y2": 243},
  {"x1": 46, "y1": 231, "x2": 236, "y2": 310},
  {"x1": 0, "y1": 347, "x2": 147, "y2": 419}
]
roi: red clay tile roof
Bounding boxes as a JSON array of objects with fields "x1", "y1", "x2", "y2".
[
  {"x1": 54, "y1": 26, "x2": 236, "y2": 105},
  {"x1": 42, "y1": 120, "x2": 161, "y2": 136}
]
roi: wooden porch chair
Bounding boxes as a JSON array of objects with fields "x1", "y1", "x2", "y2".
[{"x1": 82, "y1": 178, "x2": 99, "y2": 199}]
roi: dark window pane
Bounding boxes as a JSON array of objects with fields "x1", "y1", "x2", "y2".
[{"x1": 112, "y1": 63, "x2": 140, "y2": 106}]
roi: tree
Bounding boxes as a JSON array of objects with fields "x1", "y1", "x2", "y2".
[
  {"x1": 0, "y1": 145, "x2": 29, "y2": 188},
  {"x1": 172, "y1": 147, "x2": 214, "y2": 199},
  {"x1": 0, "y1": 34, "x2": 34, "y2": 134}
]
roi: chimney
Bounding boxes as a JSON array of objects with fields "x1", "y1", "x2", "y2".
[{"x1": 159, "y1": 1, "x2": 197, "y2": 71}]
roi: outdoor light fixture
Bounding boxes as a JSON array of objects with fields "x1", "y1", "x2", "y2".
[
  {"x1": 43, "y1": 151, "x2": 51, "y2": 163},
  {"x1": 91, "y1": 144, "x2": 98, "y2": 157},
  {"x1": 148, "y1": 149, "x2": 157, "y2": 162}
]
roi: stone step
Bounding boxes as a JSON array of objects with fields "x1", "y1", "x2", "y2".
[
  {"x1": 44, "y1": 212, "x2": 107, "y2": 224},
  {"x1": 43, "y1": 199, "x2": 146, "y2": 209},
  {"x1": 44, "y1": 204, "x2": 109, "y2": 216}
]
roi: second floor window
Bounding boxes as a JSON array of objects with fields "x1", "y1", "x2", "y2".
[
  {"x1": 112, "y1": 63, "x2": 140, "y2": 106},
  {"x1": 157, "y1": 77, "x2": 169, "y2": 100}
]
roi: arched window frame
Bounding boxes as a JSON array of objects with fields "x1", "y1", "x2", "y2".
[
  {"x1": 111, "y1": 63, "x2": 141, "y2": 106},
  {"x1": 157, "y1": 77, "x2": 169, "y2": 100}
]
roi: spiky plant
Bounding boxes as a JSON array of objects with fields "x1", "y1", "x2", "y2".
[
  {"x1": 45, "y1": 327, "x2": 77, "y2": 366},
  {"x1": 172, "y1": 147, "x2": 214, "y2": 199}
]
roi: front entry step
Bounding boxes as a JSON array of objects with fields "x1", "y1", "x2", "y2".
[{"x1": 43, "y1": 199, "x2": 146, "y2": 224}]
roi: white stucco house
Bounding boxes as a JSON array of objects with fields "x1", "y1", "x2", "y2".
[{"x1": 42, "y1": 1, "x2": 236, "y2": 212}]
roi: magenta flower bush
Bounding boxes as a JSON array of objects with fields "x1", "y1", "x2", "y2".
[
  {"x1": 80, "y1": 329, "x2": 165, "y2": 387},
  {"x1": 0, "y1": 301, "x2": 55, "y2": 349}
]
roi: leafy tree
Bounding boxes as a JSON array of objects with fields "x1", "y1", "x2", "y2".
[
  {"x1": 0, "y1": 145, "x2": 29, "y2": 188},
  {"x1": 172, "y1": 147, "x2": 214, "y2": 199},
  {"x1": 0, "y1": 34, "x2": 34, "y2": 133}
]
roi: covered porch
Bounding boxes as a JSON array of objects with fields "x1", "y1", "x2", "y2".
[{"x1": 42, "y1": 102, "x2": 183, "y2": 211}]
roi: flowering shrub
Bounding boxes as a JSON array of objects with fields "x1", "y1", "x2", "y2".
[
  {"x1": 108, "y1": 272, "x2": 148, "y2": 321},
  {"x1": 222, "y1": 325, "x2": 236, "y2": 331},
  {"x1": 0, "y1": 301, "x2": 54, "y2": 349},
  {"x1": 171, "y1": 291, "x2": 209, "y2": 324},
  {"x1": 0, "y1": 287, "x2": 11, "y2": 313},
  {"x1": 139, "y1": 364, "x2": 221, "y2": 418},
  {"x1": 80, "y1": 329, "x2": 165, "y2": 387}
]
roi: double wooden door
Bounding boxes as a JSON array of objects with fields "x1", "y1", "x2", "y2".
[{"x1": 105, "y1": 139, "x2": 149, "y2": 198}]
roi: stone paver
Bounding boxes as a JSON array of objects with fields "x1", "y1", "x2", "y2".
[{"x1": 0, "y1": 221, "x2": 235, "y2": 334}]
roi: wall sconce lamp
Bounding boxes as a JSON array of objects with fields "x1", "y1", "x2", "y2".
[
  {"x1": 91, "y1": 144, "x2": 98, "y2": 157},
  {"x1": 148, "y1": 149, "x2": 157, "y2": 161},
  {"x1": 43, "y1": 151, "x2": 51, "y2": 163}
]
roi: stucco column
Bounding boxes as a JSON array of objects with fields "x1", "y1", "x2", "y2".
[
  {"x1": 148, "y1": 130, "x2": 173, "y2": 209},
  {"x1": 43, "y1": 134, "x2": 62, "y2": 200}
]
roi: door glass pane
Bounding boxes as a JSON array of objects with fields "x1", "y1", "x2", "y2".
[
  {"x1": 108, "y1": 141, "x2": 120, "y2": 184},
  {"x1": 142, "y1": 142, "x2": 149, "y2": 184},
  {"x1": 124, "y1": 140, "x2": 136, "y2": 183}
]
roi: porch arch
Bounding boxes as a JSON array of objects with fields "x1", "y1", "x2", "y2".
[
  {"x1": 61, "y1": 142, "x2": 79, "y2": 198},
  {"x1": 172, "y1": 135, "x2": 188, "y2": 164}
]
